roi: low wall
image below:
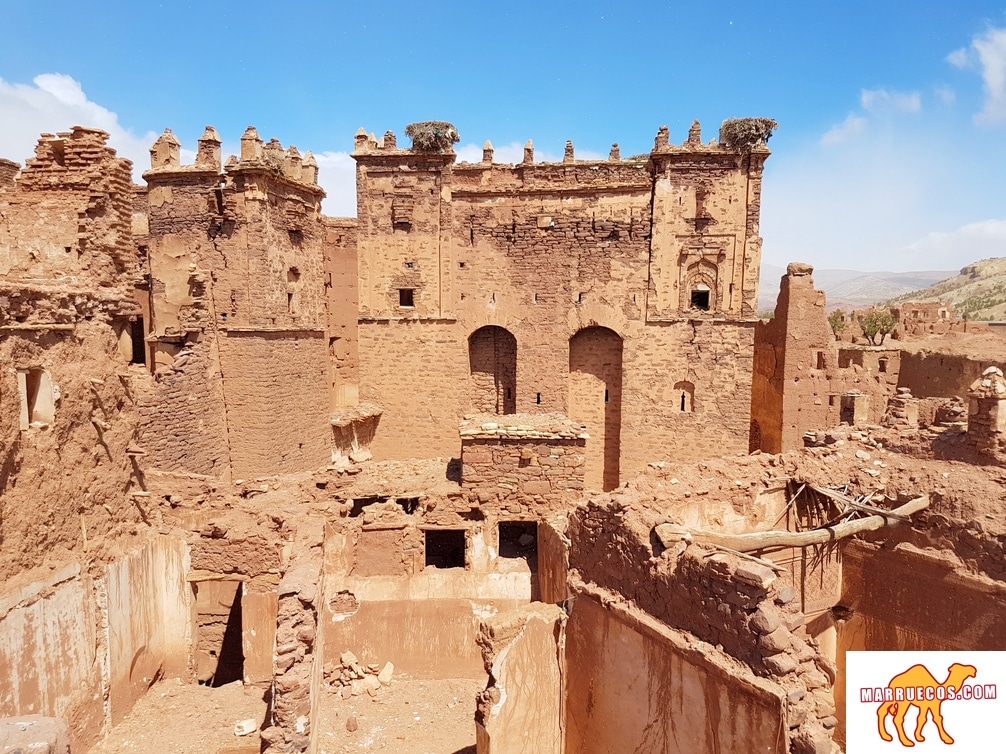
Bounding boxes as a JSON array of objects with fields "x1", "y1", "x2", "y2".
[
  {"x1": 106, "y1": 537, "x2": 190, "y2": 724},
  {"x1": 322, "y1": 570, "x2": 531, "y2": 678},
  {"x1": 565, "y1": 586, "x2": 788, "y2": 754},
  {"x1": 897, "y1": 351, "x2": 994, "y2": 399},
  {"x1": 0, "y1": 536, "x2": 189, "y2": 751},
  {"x1": 460, "y1": 415, "x2": 587, "y2": 501},
  {"x1": 0, "y1": 565, "x2": 103, "y2": 749}
]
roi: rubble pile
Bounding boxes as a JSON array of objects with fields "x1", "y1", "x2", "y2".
[{"x1": 323, "y1": 651, "x2": 395, "y2": 698}]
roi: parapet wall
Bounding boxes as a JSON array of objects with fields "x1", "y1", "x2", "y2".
[{"x1": 460, "y1": 414, "x2": 587, "y2": 501}]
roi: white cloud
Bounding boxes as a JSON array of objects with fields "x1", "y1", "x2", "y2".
[
  {"x1": 314, "y1": 151, "x2": 357, "y2": 217},
  {"x1": 901, "y1": 219, "x2": 1006, "y2": 266},
  {"x1": 934, "y1": 85, "x2": 956, "y2": 105},
  {"x1": 860, "y1": 88, "x2": 922, "y2": 114},
  {"x1": 946, "y1": 47, "x2": 971, "y2": 69},
  {"x1": 0, "y1": 73, "x2": 158, "y2": 179},
  {"x1": 820, "y1": 114, "x2": 867, "y2": 145},
  {"x1": 972, "y1": 27, "x2": 1006, "y2": 125}
]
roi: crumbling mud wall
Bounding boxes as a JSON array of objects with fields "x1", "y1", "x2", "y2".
[
  {"x1": 0, "y1": 130, "x2": 148, "y2": 585},
  {"x1": 139, "y1": 127, "x2": 339, "y2": 480},
  {"x1": 898, "y1": 350, "x2": 999, "y2": 398},
  {"x1": 355, "y1": 123, "x2": 768, "y2": 484},
  {"x1": 0, "y1": 537, "x2": 189, "y2": 752},
  {"x1": 475, "y1": 603, "x2": 566, "y2": 754},
  {"x1": 566, "y1": 585, "x2": 789, "y2": 754},
  {"x1": 263, "y1": 535, "x2": 323, "y2": 754},
  {"x1": 753, "y1": 264, "x2": 894, "y2": 453},
  {"x1": 566, "y1": 501, "x2": 839, "y2": 754}
]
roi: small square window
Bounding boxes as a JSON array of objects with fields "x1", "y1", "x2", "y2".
[
  {"x1": 690, "y1": 290, "x2": 710, "y2": 310},
  {"x1": 425, "y1": 529, "x2": 466, "y2": 569},
  {"x1": 399, "y1": 288, "x2": 414, "y2": 307},
  {"x1": 499, "y1": 521, "x2": 538, "y2": 569}
]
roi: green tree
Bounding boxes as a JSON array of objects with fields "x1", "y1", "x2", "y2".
[
  {"x1": 827, "y1": 309, "x2": 848, "y2": 340},
  {"x1": 857, "y1": 308, "x2": 897, "y2": 345}
]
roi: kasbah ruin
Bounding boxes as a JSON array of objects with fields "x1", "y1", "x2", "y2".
[{"x1": 0, "y1": 113, "x2": 1004, "y2": 754}]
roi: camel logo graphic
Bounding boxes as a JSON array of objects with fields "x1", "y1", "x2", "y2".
[
  {"x1": 849, "y1": 653, "x2": 1004, "y2": 751},
  {"x1": 868, "y1": 663, "x2": 978, "y2": 746}
]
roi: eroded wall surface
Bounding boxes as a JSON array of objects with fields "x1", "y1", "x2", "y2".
[
  {"x1": 565, "y1": 590, "x2": 787, "y2": 754},
  {"x1": 476, "y1": 603, "x2": 565, "y2": 754},
  {"x1": 0, "y1": 537, "x2": 190, "y2": 751},
  {"x1": 139, "y1": 127, "x2": 348, "y2": 479}
]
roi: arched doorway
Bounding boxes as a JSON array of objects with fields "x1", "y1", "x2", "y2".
[
  {"x1": 569, "y1": 327, "x2": 623, "y2": 491},
  {"x1": 469, "y1": 326, "x2": 517, "y2": 414}
]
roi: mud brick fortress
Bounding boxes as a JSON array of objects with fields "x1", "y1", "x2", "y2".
[{"x1": 1, "y1": 121, "x2": 1004, "y2": 754}]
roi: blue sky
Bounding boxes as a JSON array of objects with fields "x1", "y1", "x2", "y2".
[{"x1": 2, "y1": 1, "x2": 1006, "y2": 272}]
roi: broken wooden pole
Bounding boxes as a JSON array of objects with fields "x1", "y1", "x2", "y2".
[{"x1": 655, "y1": 496, "x2": 929, "y2": 553}]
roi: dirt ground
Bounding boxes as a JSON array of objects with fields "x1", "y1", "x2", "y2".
[
  {"x1": 88, "y1": 678, "x2": 268, "y2": 754},
  {"x1": 315, "y1": 677, "x2": 484, "y2": 754},
  {"x1": 86, "y1": 676, "x2": 482, "y2": 754}
]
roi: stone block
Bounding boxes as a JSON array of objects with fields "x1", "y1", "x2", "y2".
[
  {"x1": 734, "y1": 562, "x2": 776, "y2": 590},
  {"x1": 749, "y1": 605, "x2": 781, "y2": 634},
  {"x1": 0, "y1": 716, "x2": 70, "y2": 754},
  {"x1": 522, "y1": 480, "x2": 551, "y2": 496},
  {"x1": 764, "y1": 652, "x2": 798, "y2": 675}
]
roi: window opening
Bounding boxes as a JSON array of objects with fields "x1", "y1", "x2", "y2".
[
  {"x1": 399, "y1": 288, "x2": 414, "y2": 307},
  {"x1": 604, "y1": 388, "x2": 609, "y2": 404},
  {"x1": 673, "y1": 380, "x2": 695, "y2": 412},
  {"x1": 349, "y1": 495, "x2": 390, "y2": 517},
  {"x1": 498, "y1": 521, "x2": 538, "y2": 569},
  {"x1": 690, "y1": 289, "x2": 710, "y2": 310},
  {"x1": 536, "y1": 392, "x2": 542, "y2": 405},
  {"x1": 879, "y1": 358, "x2": 888, "y2": 373},
  {"x1": 130, "y1": 318, "x2": 146, "y2": 364},
  {"x1": 816, "y1": 351, "x2": 826, "y2": 370},
  {"x1": 425, "y1": 529, "x2": 466, "y2": 569}
]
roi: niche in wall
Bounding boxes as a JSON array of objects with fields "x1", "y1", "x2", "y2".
[{"x1": 17, "y1": 368, "x2": 55, "y2": 430}]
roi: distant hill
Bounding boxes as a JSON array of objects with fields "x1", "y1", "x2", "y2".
[
  {"x1": 885, "y1": 257, "x2": 1006, "y2": 321},
  {"x1": 758, "y1": 263, "x2": 955, "y2": 313}
]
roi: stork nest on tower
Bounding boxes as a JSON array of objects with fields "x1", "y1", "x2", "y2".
[
  {"x1": 405, "y1": 121, "x2": 460, "y2": 153},
  {"x1": 718, "y1": 117, "x2": 777, "y2": 152}
]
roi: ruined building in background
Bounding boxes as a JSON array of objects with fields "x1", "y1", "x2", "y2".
[
  {"x1": 352, "y1": 120, "x2": 768, "y2": 489},
  {"x1": 4, "y1": 120, "x2": 1005, "y2": 754},
  {"x1": 127, "y1": 118, "x2": 772, "y2": 491}
]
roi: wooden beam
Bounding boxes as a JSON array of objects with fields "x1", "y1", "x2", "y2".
[{"x1": 655, "y1": 496, "x2": 929, "y2": 553}]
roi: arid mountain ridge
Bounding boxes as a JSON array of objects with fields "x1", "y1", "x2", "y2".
[
  {"x1": 758, "y1": 262, "x2": 956, "y2": 313},
  {"x1": 884, "y1": 257, "x2": 1006, "y2": 321}
]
